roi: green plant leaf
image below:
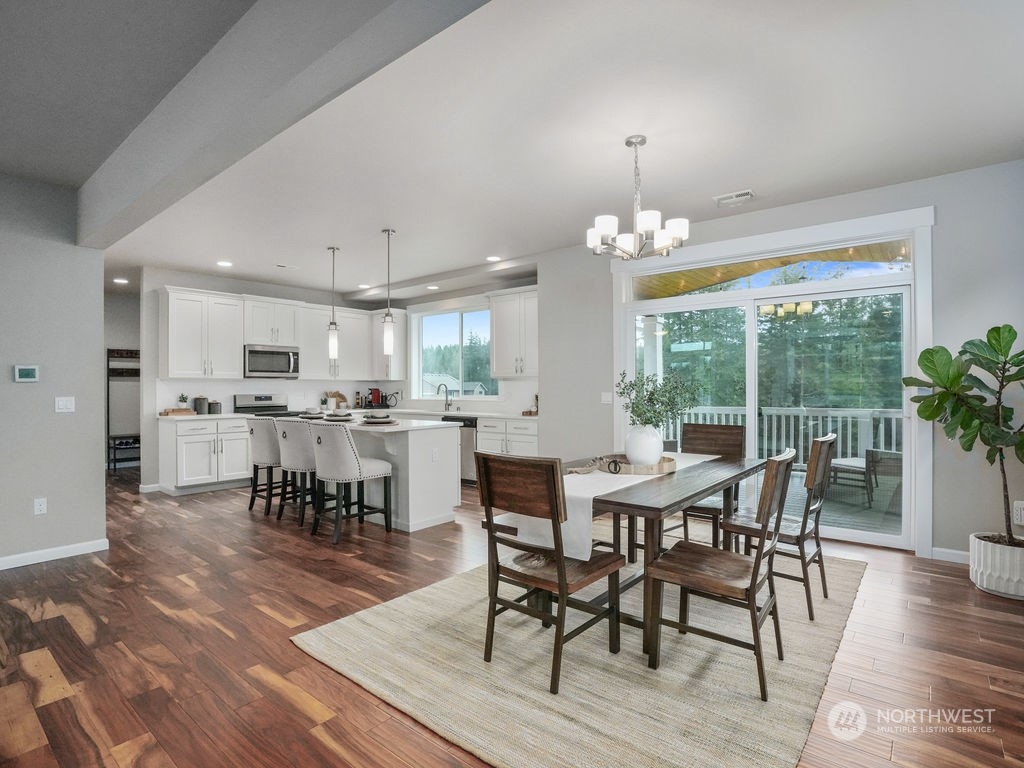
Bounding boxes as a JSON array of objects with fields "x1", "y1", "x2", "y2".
[
  {"x1": 917, "y1": 346, "x2": 953, "y2": 384},
  {"x1": 901, "y1": 376, "x2": 935, "y2": 388},
  {"x1": 987, "y1": 324, "x2": 1017, "y2": 357},
  {"x1": 959, "y1": 421, "x2": 981, "y2": 451}
]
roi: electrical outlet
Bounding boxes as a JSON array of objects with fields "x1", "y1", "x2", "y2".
[
  {"x1": 34, "y1": 497, "x2": 47, "y2": 515},
  {"x1": 1014, "y1": 500, "x2": 1024, "y2": 526}
]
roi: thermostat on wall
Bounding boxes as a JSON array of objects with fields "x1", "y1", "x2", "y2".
[{"x1": 13, "y1": 364, "x2": 39, "y2": 382}]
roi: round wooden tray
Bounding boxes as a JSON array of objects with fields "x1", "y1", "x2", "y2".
[{"x1": 598, "y1": 453, "x2": 676, "y2": 475}]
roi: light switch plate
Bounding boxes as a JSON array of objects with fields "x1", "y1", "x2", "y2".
[{"x1": 55, "y1": 396, "x2": 76, "y2": 413}]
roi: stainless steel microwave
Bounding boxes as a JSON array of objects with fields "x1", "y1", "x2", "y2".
[{"x1": 244, "y1": 344, "x2": 300, "y2": 378}]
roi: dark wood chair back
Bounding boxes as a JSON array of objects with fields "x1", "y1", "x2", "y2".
[
  {"x1": 749, "y1": 448, "x2": 797, "y2": 573},
  {"x1": 474, "y1": 451, "x2": 625, "y2": 694},
  {"x1": 476, "y1": 453, "x2": 568, "y2": 563},
  {"x1": 804, "y1": 433, "x2": 838, "y2": 513},
  {"x1": 680, "y1": 423, "x2": 745, "y2": 459}
]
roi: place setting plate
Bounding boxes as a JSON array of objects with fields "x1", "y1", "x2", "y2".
[{"x1": 361, "y1": 414, "x2": 398, "y2": 426}]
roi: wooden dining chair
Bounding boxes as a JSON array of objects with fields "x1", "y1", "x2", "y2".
[
  {"x1": 722, "y1": 434, "x2": 837, "y2": 621},
  {"x1": 475, "y1": 452, "x2": 626, "y2": 694},
  {"x1": 644, "y1": 447, "x2": 796, "y2": 701},
  {"x1": 622, "y1": 423, "x2": 745, "y2": 560}
]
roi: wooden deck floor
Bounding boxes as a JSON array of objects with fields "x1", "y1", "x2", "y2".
[{"x1": 0, "y1": 470, "x2": 1021, "y2": 766}]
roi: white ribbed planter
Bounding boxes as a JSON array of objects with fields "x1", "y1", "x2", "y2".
[{"x1": 969, "y1": 533, "x2": 1024, "y2": 600}]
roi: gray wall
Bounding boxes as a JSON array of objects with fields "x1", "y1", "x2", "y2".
[
  {"x1": 539, "y1": 159, "x2": 1024, "y2": 554},
  {"x1": 104, "y1": 293, "x2": 140, "y2": 349},
  {"x1": 0, "y1": 174, "x2": 107, "y2": 564},
  {"x1": 537, "y1": 246, "x2": 615, "y2": 460}
]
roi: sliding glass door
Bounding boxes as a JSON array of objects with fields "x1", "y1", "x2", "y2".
[
  {"x1": 630, "y1": 238, "x2": 913, "y2": 548},
  {"x1": 756, "y1": 290, "x2": 907, "y2": 545}
]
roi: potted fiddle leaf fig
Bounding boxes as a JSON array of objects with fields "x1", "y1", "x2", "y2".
[
  {"x1": 616, "y1": 370, "x2": 700, "y2": 466},
  {"x1": 902, "y1": 324, "x2": 1024, "y2": 599}
]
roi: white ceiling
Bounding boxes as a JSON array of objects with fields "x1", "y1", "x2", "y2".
[{"x1": 6, "y1": 1, "x2": 1024, "y2": 303}]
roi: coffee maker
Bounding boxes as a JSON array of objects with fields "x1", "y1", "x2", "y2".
[{"x1": 367, "y1": 387, "x2": 384, "y2": 407}]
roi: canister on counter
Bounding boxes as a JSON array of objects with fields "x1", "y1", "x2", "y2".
[
  {"x1": 208, "y1": 400, "x2": 222, "y2": 414},
  {"x1": 194, "y1": 396, "x2": 209, "y2": 414}
]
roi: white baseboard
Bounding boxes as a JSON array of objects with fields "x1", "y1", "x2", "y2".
[
  {"x1": 139, "y1": 483, "x2": 161, "y2": 493},
  {"x1": 0, "y1": 539, "x2": 109, "y2": 571},
  {"x1": 931, "y1": 547, "x2": 970, "y2": 564}
]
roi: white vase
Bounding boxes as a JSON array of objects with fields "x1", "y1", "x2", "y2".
[
  {"x1": 969, "y1": 533, "x2": 1024, "y2": 600},
  {"x1": 624, "y1": 424, "x2": 663, "y2": 467}
]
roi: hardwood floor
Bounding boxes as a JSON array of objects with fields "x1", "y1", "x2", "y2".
[{"x1": 1, "y1": 470, "x2": 1021, "y2": 767}]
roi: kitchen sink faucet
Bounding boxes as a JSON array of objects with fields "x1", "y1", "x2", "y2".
[{"x1": 436, "y1": 383, "x2": 453, "y2": 411}]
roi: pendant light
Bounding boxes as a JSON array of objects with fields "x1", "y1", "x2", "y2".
[
  {"x1": 381, "y1": 228, "x2": 396, "y2": 356},
  {"x1": 327, "y1": 246, "x2": 339, "y2": 360}
]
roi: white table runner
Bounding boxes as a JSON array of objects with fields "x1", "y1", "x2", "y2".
[{"x1": 497, "y1": 453, "x2": 716, "y2": 560}]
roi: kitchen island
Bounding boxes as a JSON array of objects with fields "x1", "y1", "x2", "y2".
[{"x1": 344, "y1": 418, "x2": 461, "y2": 532}]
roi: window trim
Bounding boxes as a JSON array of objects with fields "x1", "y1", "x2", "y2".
[
  {"x1": 611, "y1": 207, "x2": 935, "y2": 557},
  {"x1": 408, "y1": 293, "x2": 498, "y2": 401}
]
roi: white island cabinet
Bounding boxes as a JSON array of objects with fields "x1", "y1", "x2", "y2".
[{"x1": 347, "y1": 419, "x2": 460, "y2": 532}]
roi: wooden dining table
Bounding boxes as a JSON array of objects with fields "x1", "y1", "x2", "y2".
[{"x1": 587, "y1": 456, "x2": 769, "y2": 651}]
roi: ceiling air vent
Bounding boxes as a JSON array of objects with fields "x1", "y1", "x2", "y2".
[{"x1": 712, "y1": 189, "x2": 755, "y2": 208}]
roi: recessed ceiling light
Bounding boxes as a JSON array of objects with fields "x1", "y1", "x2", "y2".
[
  {"x1": 426, "y1": 285, "x2": 439, "y2": 290},
  {"x1": 112, "y1": 278, "x2": 129, "y2": 284},
  {"x1": 217, "y1": 260, "x2": 233, "y2": 267},
  {"x1": 358, "y1": 284, "x2": 371, "y2": 290},
  {"x1": 486, "y1": 256, "x2": 501, "y2": 262}
]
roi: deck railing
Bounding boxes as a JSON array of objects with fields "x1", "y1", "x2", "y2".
[{"x1": 665, "y1": 406, "x2": 903, "y2": 464}]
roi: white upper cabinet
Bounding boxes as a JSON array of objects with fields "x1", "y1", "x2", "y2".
[
  {"x1": 298, "y1": 305, "x2": 371, "y2": 380},
  {"x1": 370, "y1": 308, "x2": 407, "y2": 381},
  {"x1": 298, "y1": 305, "x2": 333, "y2": 380},
  {"x1": 336, "y1": 309, "x2": 372, "y2": 380},
  {"x1": 244, "y1": 298, "x2": 299, "y2": 345},
  {"x1": 490, "y1": 289, "x2": 538, "y2": 378},
  {"x1": 162, "y1": 288, "x2": 244, "y2": 379}
]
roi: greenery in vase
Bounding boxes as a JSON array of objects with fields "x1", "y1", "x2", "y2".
[
  {"x1": 615, "y1": 370, "x2": 700, "y2": 427},
  {"x1": 178, "y1": 393, "x2": 188, "y2": 405},
  {"x1": 902, "y1": 324, "x2": 1024, "y2": 547}
]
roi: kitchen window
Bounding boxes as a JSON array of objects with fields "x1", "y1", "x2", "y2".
[{"x1": 414, "y1": 306, "x2": 499, "y2": 400}]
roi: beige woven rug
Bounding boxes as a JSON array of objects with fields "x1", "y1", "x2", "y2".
[{"x1": 293, "y1": 555, "x2": 865, "y2": 768}]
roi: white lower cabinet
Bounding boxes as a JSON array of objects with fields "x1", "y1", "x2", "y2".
[
  {"x1": 161, "y1": 417, "x2": 252, "y2": 491},
  {"x1": 476, "y1": 418, "x2": 538, "y2": 456}
]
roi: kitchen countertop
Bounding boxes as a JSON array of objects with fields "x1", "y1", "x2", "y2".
[
  {"x1": 380, "y1": 408, "x2": 539, "y2": 421},
  {"x1": 158, "y1": 409, "x2": 538, "y2": 421}
]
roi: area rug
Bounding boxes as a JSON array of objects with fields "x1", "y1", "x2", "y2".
[{"x1": 293, "y1": 555, "x2": 865, "y2": 768}]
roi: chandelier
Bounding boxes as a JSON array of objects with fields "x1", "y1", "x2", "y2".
[{"x1": 586, "y1": 135, "x2": 689, "y2": 260}]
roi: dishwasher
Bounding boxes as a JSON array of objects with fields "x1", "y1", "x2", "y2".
[{"x1": 441, "y1": 414, "x2": 478, "y2": 483}]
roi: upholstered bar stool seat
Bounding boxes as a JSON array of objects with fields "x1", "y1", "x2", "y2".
[
  {"x1": 274, "y1": 417, "x2": 318, "y2": 526},
  {"x1": 308, "y1": 421, "x2": 392, "y2": 544},
  {"x1": 246, "y1": 417, "x2": 285, "y2": 515}
]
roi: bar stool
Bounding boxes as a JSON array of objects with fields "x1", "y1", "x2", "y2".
[
  {"x1": 308, "y1": 421, "x2": 392, "y2": 543},
  {"x1": 274, "y1": 417, "x2": 318, "y2": 526},
  {"x1": 245, "y1": 417, "x2": 285, "y2": 515}
]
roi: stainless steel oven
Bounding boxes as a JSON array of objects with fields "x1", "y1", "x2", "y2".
[{"x1": 244, "y1": 345, "x2": 299, "y2": 379}]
